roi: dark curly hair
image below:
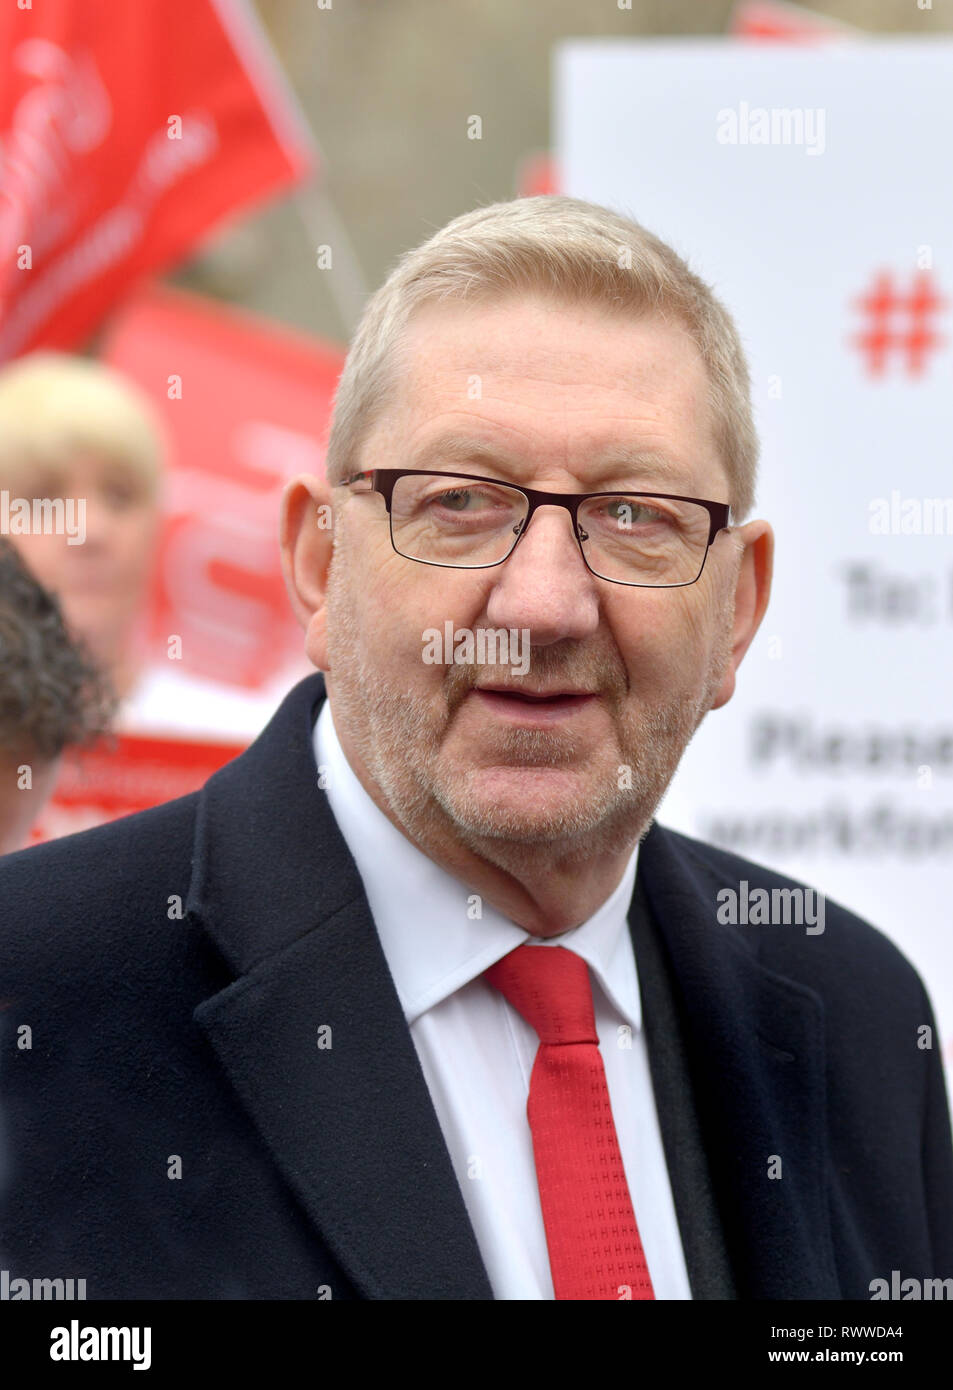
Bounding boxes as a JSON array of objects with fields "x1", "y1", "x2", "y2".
[{"x1": 0, "y1": 538, "x2": 117, "y2": 761}]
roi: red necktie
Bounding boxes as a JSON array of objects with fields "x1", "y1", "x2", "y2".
[{"x1": 484, "y1": 944, "x2": 655, "y2": 1301}]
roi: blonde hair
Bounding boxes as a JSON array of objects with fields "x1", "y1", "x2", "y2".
[
  {"x1": 0, "y1": 351, "x2": 165, "y2": 494},
  {"x1": 325, "y1": 195, "x2": 758, "y2": 519}
]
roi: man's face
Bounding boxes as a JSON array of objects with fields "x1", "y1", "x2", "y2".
[{"x1": 314, "y1": 294, "x2": 748, "y2": 869}]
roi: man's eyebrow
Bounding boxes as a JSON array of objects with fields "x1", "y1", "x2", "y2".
[{"x1": 409, "y1": 434, "x2": 694, "y2": 490}]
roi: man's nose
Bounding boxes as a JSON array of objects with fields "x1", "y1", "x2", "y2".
[{"x1": 483, "y1": 505, "x2": 601, "y2": 646}]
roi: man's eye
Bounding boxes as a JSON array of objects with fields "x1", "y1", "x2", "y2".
[
  {"x1": 428, "y1": 487, "x2": 507, "y2": 513},
  {"x1": 606, "y1": 501, "x2": 669, "y2": 525},
  {"x1": 433, "y1": 488, "x2": 475, "y2": 510}
]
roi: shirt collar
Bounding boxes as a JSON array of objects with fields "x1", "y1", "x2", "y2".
[{"x1": 313, "y1": 695, "x2": 642, "y2": 1030}]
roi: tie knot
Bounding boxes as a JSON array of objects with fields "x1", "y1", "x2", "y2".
[{"x1": 484, "y1": 944, "x2": 598, "y2": 1045}]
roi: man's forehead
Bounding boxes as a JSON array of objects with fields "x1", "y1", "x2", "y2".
[
  {"x1": 376, "y1": 296, "x2": 721, "y2": 487},
  {"x1": 396, "y1": 294, "x2": 706, "y2": 381},
  {"x1": 395, "y1": 430, "x2": 702, "y2": 492}
]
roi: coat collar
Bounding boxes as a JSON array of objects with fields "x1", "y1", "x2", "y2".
[{"x1": 186, "y1": 671, "x2": 837, "y2": 1299}]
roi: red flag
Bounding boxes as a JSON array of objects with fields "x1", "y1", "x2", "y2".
[{"x1": 0, "y1": 0, "x2": 315, "y2": 359}]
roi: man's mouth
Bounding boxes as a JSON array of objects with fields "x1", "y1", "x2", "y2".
[
  {"x1": 477, "y1": 687, "x2": 593, "y2": 700},
  {"x1": 469, "y1": 686, "x2": 599, "y2": 722}
]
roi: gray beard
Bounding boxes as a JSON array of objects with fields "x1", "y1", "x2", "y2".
[{"x1": 325, "y1": 610, "x2": 730, "y2": 879}]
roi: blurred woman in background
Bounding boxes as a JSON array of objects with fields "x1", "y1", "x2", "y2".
[{"x1": 0, "y1": 350, "x2": 165, "y2": 703}]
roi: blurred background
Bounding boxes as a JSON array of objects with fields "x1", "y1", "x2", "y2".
[{"x1": 186, "y1": 0, "x2": 950, "y2": 341}]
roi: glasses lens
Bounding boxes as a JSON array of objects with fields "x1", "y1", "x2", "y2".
[
  {"x1": 391, "y1": 473, "x2": 527, "y2": 567},
  {"x1": 577, "y1": 495, "x2": 711, "y2": 586}
]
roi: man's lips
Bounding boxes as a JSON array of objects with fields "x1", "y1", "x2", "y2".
[
  {"x1": 467, "y1": 686, "x2": 600, "y2": 724},
  {"x1": 475, "y1": 684, "x2": 596, "y2": 700}
]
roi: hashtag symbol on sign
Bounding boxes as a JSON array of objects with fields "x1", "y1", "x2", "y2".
[{"x1": 851, "y1": 270, "x2": 946, "y2": 377}]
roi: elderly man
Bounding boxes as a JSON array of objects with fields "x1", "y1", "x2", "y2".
[{"x1": 0, "y1": 196, "x2": 950, "y2": 1301}]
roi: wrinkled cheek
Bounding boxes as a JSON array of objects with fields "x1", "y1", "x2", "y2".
[
  {"x1": 324, "y1": 569, "x2": 404, "y2": 682},
  {"x1": 659, "y1": 592, "x2": 726, "y2": 695}
]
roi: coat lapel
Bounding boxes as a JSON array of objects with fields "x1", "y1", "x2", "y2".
[
  {"x1": 186, "y1": 672, "x2": 494, "y2": 1300},
  {"x1": 636, "y1": 821, "x2": 841, "y2": 1299}
]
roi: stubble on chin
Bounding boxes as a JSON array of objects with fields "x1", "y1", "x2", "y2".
[{"x1": 324, "y1": 568, "x2": 736, "y2": 874}]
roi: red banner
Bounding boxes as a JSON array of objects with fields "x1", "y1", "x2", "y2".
[
  {"x1": 28, "y1": 731, "x2": 244, "y2": 846},
  {"x1": 103, "y1": 284, "x2": 344, "y2": 700},
  {"x1": 0, "y1": 0, "x2": 315, "y2": 359}
]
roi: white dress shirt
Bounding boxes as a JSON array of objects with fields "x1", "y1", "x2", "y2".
[{"x1": 314, "y1": 697, "x2": 692, "y2": 1300}]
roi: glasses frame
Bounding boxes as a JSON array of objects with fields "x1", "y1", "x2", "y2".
[{"x1": 341, "y1": 467, "x2": 732, "y2": 588}]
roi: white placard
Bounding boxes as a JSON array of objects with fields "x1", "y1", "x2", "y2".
[{"x1": 557, "y1": 38, "x2": 953, "y2": 1091}]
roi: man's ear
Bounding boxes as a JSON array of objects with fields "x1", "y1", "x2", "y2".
[
  {"x1": 279, "y1": 474, "x2": 335, "y2": 672},
  {"x1": 710, "y1": 519, "x2": 774, "y2": 711}
]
